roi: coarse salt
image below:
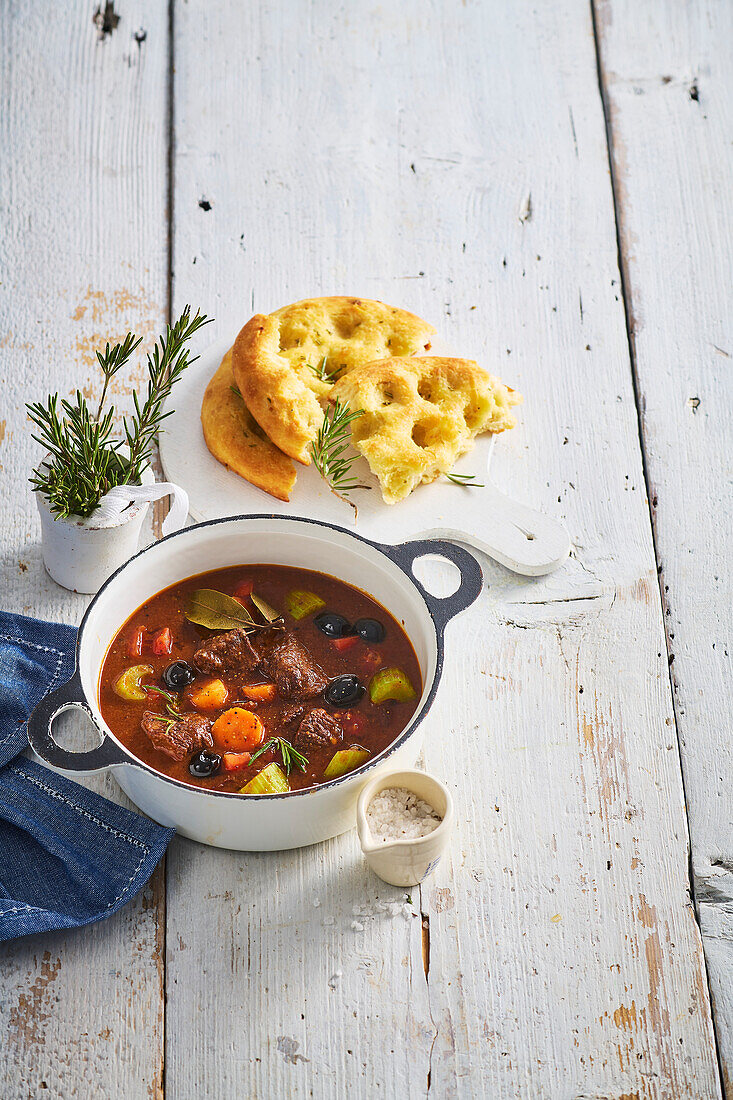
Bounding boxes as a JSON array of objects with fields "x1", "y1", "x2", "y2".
[{"x1": 366, "y1": 787, "x2": 443, "y2": 842}]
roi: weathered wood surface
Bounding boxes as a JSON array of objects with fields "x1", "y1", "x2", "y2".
[
  {"x1": 0, "y1": 4, "x2": 168, "y2": 1098},
  {"x1": 596, "y1": 1, "x2": 733, "y2": 1094},
  {"x1": 0, "y1": 0, "x2": 728, "y2": 1097},
  {"x1": 167, "y1": 1, "x2": 720, "y2": 1097}
]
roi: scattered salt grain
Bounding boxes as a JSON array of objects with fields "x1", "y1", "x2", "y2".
[
  {"x1": 312, "y1": 897, "x2": 321, "y2": 908},
  {"x1": 351, "y1": 920, "x2": 364, "y2": 932},
  {"x1": 366, "y1": 787, "x2": 443, "y2": 842},
  {"x1": 328, "y1": 970, "x2": 342, "y2": 989},
  {"x1": 323, "y1": 915, "x2": 335, "y2": 926}
]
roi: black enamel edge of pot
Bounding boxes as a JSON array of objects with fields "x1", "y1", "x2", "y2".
[{"x1": 26, "y1": 514, "x2": 483, "y2": 794}]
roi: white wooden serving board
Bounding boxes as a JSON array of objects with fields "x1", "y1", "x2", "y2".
[{"x1": 159, "y1": 331, "x2": 571, "y2": 575}]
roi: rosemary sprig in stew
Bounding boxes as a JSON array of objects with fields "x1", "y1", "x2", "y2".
[
  {"x1": 143, "y1": 685, "x2": 184, "y2": 728},
  {"x1": 144, "y1": 685, "x2": 184, "y2": 717},
  {"x1": 248, "y1": 737, "x2": 309, "y2": 776}
]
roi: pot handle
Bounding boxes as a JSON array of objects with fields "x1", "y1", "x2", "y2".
[
  {"x1": 27, "y1": 670, "x2": 128, "y2": 775},
  {"x1": 382, "y1": 538, "x2": 483, "y2": 633}
]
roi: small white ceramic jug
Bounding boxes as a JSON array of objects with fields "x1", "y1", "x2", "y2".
[
  {"x1": 356, "y1": 769, "x2": 454, "y2": 888},
  {"x1": 36, "y1": 471, "x2": 189, "y2": 594}
]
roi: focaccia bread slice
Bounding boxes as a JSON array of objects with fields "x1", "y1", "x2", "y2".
[
  {"x1": 330, "y1": 356, "x2": 522, "y2": 504},
  {"x1": 201, "y1": 349, "x2": 297, "y2": 502},
  {"x1": 231, "y1": 297, "x2": 435, "y2": 464}
]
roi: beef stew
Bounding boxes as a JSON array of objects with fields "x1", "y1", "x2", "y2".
[{"x1": 99, "y1": 564, "x2": 422, "y2": 793}]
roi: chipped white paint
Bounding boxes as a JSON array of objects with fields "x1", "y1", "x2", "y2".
[
  {"x1": 596, "y1": 1, "x2": 733, "y2": 1093},
  {"x1": 0, "y1": 0, "x2": 728, "y2": 1097},
  {"x1": 0, "y1": 3, "x2": 168, "y2": 1098}
]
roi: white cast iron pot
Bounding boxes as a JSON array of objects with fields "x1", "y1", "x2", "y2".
[{"x1": 27, "y1": 515, "x2": 482, "y2": 851}]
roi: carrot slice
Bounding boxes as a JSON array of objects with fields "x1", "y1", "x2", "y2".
[
  {"x1": 212, "y1": 707, "x2": 265, "y2": 752},
  {"x1": 241, "y1": 682, "x2": 277, "y2": 702}
]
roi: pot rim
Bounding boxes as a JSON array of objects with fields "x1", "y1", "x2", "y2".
[{"x1": 50, "y1": 514, "x2": 478, "y2": 800}]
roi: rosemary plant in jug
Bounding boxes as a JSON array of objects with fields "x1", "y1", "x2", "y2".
[{"x1": 28, "y1": 307, "x2": 210, "y2": 519}]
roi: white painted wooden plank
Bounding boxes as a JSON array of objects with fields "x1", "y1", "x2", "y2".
[
  {"x1": 0, "y1": 4, "x2": 169, "y2": 1097},
  {"x1": 595, "y1": 0, "x2": 733, "y2": 1093},
  {"x1": 168, "y1": 1, "x2": 720, "y2": 1097}
]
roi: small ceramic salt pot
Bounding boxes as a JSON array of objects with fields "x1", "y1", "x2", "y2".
[{"x1": 356, "y1": 769, "x2": 453, "y2": 888}]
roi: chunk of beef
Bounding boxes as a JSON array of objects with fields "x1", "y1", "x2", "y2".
[
  {"x1": 276, "y1": 703, "x2": 306, "y2": 731},
  {"x1": 193, "y1": 628, "x2": 260, "y2": 676},
  {"x1": 294, "y1": 708, "x2": 343, "y2": 751},
  {"x1": 141, "y1": 710, "x2": 213, "y2": 761},
  {"x1": 260, "y1": 632, "x2": 328, "y2": 700}
]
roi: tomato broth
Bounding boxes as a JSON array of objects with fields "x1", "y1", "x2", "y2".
[{"x1": 99, "y1": 564, "x2": 422, "y2": 793}]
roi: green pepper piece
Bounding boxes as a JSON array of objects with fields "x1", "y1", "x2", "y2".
[
  {"x1": 239, "y1": 761, "x2": 290, "y2": 794},
  {"x1": 323, "y1": 747, "x2": 370, "y2": 780},
  {"x1": 368, "y1": 667, "x2": 417, "y2": 705},
  {"x1": 285, "y1": 589, "x2": 326, "y2": 621},
  {"x1": 112, "y1": 663, "x2": 155, "y2": 702}
]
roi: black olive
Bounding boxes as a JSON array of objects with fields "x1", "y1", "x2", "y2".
[
  {"x1": 325, "y1": 674, "x2": 365, "y2": 708},
  {"x1": 353, "y1": 617, "x2": 385, "y2": 643},
  {"x1": 314, "y1": 612, "x2": 352, "y2": 639},
  {"x1": 189, "y1": 749, "x2": 222, "y2": 778},
  {"x1": 163, "y1": 661, "x2": 196, "y2": 690}
]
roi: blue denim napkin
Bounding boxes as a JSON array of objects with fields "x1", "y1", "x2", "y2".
[{"x1": 0, "y1": 610, "x2": 174, "y2": 942}]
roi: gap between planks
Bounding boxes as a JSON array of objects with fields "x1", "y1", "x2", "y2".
[{"x1": 154, "y1": 6, "x2": 177, "y2": 1098}]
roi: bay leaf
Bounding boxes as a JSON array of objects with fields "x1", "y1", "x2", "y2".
[
  {"x1": 184, "y1": 589, "x2": 257, "y2": 631},
  {"x1": 250, "y1": 591, "x2": 283, "y2": 626}
]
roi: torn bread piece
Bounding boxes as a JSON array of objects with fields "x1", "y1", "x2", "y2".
[{"x1": 330, "y1": 355, "x2": 521, "y2": 504}]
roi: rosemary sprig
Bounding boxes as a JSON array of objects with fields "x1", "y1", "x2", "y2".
[
  {"x1": 310, "y1": 399, "x2": 371, "y2": 514},
  {"x1": 27, "y1": 393, "x2": 126, "y2": 518},
  {"x1": 444, "y1": 471, "x2": 485, "y2": 488},
  {"x1": 248, "y1": 737, "x2": 309, "y2": 776},
  {"x1": 145, "y1": 713, "x2": 180, "y2": 730},
  {"x1": 144, "y1": 685, "x2": 184, "y2": 720},
  {"x1": 95, "y1": 332, "x2": 143, "y2": 419},
  {"x1": 28, "y1": 306, "x2": 211, "y2": 518},
  {"x1": 123, "y1": 307, "x2": 211, "y2": 484},
  {"x1": 308, "y1": 356, "x2": 341, "y2": 384}
]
